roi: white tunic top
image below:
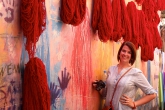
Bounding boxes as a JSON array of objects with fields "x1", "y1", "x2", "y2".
[{"x1": 105, "y1": 65, "x2": 157, "y2": 110}]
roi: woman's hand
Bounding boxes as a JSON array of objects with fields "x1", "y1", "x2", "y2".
[{"x1": 120, "y1": 94, "x2": 135, "y2": 108}]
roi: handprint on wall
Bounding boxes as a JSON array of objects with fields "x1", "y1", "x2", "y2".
[
  {"x1": 49, "y1": 67, "x2": 71, "y2": 109},
  {"x1": 0, "y1": 0, "x2": 15, "y2": 23},
  {"x1": 58, "y1": 67, "x2": 71, "y2": 90},
  {"x1": 49, "y1": 82, "x2": 61, "y2": 108}
]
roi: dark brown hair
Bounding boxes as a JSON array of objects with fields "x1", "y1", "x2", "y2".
[{"x1": 117, "y1": 41, "x2": 136, "y2": 65}]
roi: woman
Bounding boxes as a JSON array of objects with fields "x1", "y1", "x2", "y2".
[{"x1": 93, "y1": 41, "x2": 157, "y2": 110}]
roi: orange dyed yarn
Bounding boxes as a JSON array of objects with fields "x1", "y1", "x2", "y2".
[
  {"x1": 20, "y1": 0, "x2": 46, "y2": 58},
  {"x1": 60, "y1": 0, "x2": 86, "y2": 26},
  {"x1": 23, "y1": 57, "x2": 50, "y2": 110},
  {"x1": 127, "y1": 2, "x2": 139, "y2": 49},
  {"x1": 91, "y1": 0, "x2": 114, "y2": 42}
]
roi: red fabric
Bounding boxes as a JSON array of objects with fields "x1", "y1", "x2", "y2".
[
  {"x1": 91, "y1": 0, "x2": 114, "y2": 42},
  {"x1": 20, "y1": 0, "x2": 46, "y2": 58},
  {"x1": 127, "y1": 2, "x2": 139, "y2": 49},
  {"x1": 60, "y1": 0, "x2": 86, "y2": 26},
  {"x1": 23, "y1": 57, "x2": 50, "y2": 110},
  {"x1": 112, "y1": 0, "x2": 132, "y2": 42}
]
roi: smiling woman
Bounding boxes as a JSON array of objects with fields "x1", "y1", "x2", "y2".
[{"x1": 93, "y1": 41, "x2": 157, "y2": 110}]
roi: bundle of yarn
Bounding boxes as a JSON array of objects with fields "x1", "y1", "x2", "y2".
[
  {"x1": 60, "y1": 0, "x2": 86, "y2": 26},
  {"x1": 20, "y1": 0, "x2": 46, "y2": 58},
  {"x1": 22, "y1": 57, "x2": 50, "y2": 110}
]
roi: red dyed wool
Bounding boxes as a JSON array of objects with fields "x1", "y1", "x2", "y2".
[
  {"x1": 154, "y1": 0, "x2": 165, "y2": 10},
  {"x1": 135, "y1": 0, "x2": 144, "y2": 5},
  {"x1": 120, "y1": 0, "x2": 132, "y2": 42},
  {"x1": 112, "y1": 0, "x2": 132, "y2": 42},
  {"x1": 142, "y1": 0, "x2": 162, "y2": 50},
  {"x1": 127, "y1": 1, "x2": 140, "y2": 49},
  {"x1": 20, "y1": 0, "x2": 46, "y2": 58},
  {"x1": 60, "y1": 0, "x2": 86, "y2": 26},
  {"x1": 91, "y1": 0, "x2": 114, "y2": 42},
  {"x1": 138, "y1": 11, "x2": 154, "y2": 61},
  {"x1": 23, "y1": 57, "x2": 50, "y2": 110},
  {"x1": 137, "y1": 10, "x2": 145, "y2": 47},
  {"x1": 111, "y1": 0, "x2": 123, "y2": 41}
]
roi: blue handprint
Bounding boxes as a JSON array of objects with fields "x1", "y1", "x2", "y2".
[
  {"x1": 58, "y1": 67, "x2": 71, "y2": 90},
  {"x1": 49, "y1": 82, "x2": 61, "y2": 108}
]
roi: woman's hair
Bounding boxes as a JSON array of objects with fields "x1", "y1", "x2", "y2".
[{"x1": 117, "y1": 41, "x2": 136, "y2": 65}]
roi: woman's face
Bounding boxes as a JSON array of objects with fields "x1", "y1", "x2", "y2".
[{"x1": 119, "y1": 45, "x2": 132, "y2": 64}]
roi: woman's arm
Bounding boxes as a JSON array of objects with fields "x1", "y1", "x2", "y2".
[
  {"x1": 120, "y1": 93, "x2": 156, "y2": 108},
  {"x1": 134, "y1": 93, "x2": 156, "y2": 107},
  {"x1": 120, "y1": 69, "x2": 157, "y2": 108}
]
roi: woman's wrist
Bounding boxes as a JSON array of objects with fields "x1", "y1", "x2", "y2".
[{"x1": 132, "y1": 102, "x2": 136, "y2": 109}]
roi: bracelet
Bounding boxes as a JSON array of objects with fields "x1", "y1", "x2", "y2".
[{"x1": 132, "y1": 102, "x2": 136, "y2": 109}]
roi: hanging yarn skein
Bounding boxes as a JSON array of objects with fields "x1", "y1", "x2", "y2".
[
  {"x1": 142, "y1": 0, "x2": 162, "y2": 50},
  {"x1": 111, "y1": 0, "x2": 132, "y2": 42},
  {"x1": 127, "y1": 2, "x2": 140, "y2": 49},
  {"x1": 154, "y1": 0, "x2": 165, "y2": 10},
  {"x1": 21, "y1": 0, "x2": 46, "y2": 58},
  {"x1": 60, "y1": 0, "x2": 86, "y2": 26},
  {"x1": 91, "y1": 0, "x2": 114, "y2": 42},
  {"x1": 21, "y1": 0, "x2": 50, "y2": 110},
  {"x1": 22, "y1": 57, "x2": 50, "y2": 110},
  {"x1": 120, "y1": 0, "x2": 132, "y2": 42},
  {"x1": 138, "y1": 10, "x2": 154, "y2": 61}
]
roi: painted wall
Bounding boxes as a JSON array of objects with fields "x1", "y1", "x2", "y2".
[
  {"x1": 0, "y1": 0, "x2": 22, "y2": 109},
  {"x1": 0, "y1": 0, "x2": 163, "y2": 110}
]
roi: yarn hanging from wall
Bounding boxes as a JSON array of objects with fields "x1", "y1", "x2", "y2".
[
  {"x1": 91, "y1": 0, "x2": 114, "y2": 42},
  {"x1": 135, "y1": 0, "x2": 144, "y2": 5},
  {"x1": 112, "y1": 0, "x2": 132, "y2": 42},
  {"x1": 127, "y1": 1, "x2": 140, "y2": 49},
  {"x1": 154, "y1": 0, "x2": 165, "y2": 10},
  {"x1": 22, "y1": 57, "x2": 50, "y2": 110},
  {"x1": 60, "y1": 0, "x2": 86, "y2": 26},
  {"x1": 142, "y1": 0, "x2": 162, "y2": 50},
  {"x1": 137, "y1": 10, "x2": 155, "y2": 61},
  {"x1": 21, "y1": 0, "x2": 50, "y2": 110},
  {"x1": 20, "y1": 0, "x2": 46, "y2": 58}
]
